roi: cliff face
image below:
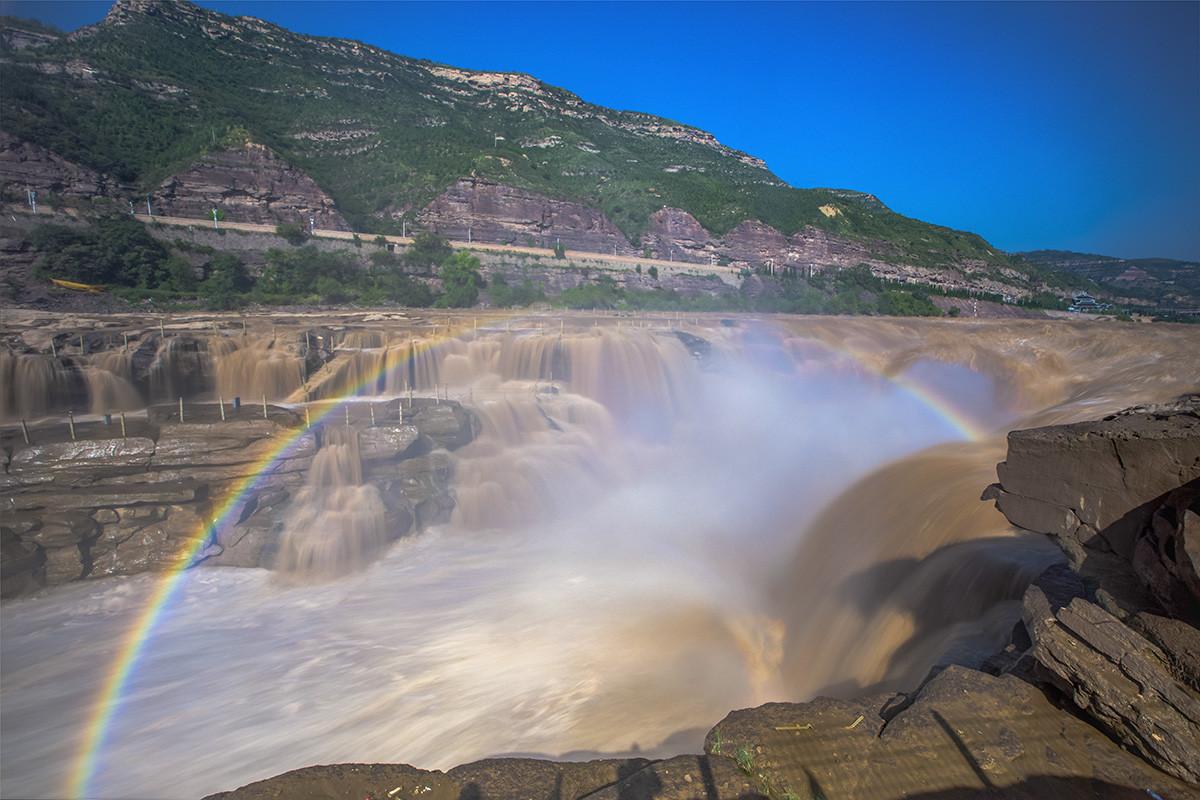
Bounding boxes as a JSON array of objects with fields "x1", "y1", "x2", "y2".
[
  {"x1": 0, "y1": 130, "x2": 124, "y2": 200},
  {"x1": 151, "y1": 142, "x2": 350, "y2": 230},
  {"x1": 418, "y1": 178, "x2": 636, "y2": 255}
]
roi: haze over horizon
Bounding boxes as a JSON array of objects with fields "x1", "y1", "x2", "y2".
[{"x1": 4, "y1": 0, "x2": 1198, "y2": 261}]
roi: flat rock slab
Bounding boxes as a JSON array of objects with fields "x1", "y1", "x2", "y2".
[
  {"x1": 1023, "y1": 587, "x2": 1200, "y2": 784},
  {"x1": 705, "y1": 666, "x2": 1196, "y2": 799}
]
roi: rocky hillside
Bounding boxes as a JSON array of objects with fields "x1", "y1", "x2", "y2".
[
  {"x1": 1020, "y1": 250, "x2": 1200, "y2": 311},
  {"x1": 0, "y1": 0, "x2": 1047, "y2": 289}
]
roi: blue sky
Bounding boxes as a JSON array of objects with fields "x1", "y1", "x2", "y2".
[{"x1": 5, "y1": 1, "x2": 1199, "y2": 260}]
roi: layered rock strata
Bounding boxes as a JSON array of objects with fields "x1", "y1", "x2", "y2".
[
  {"x1": 151, "y1": 142, "x2": 350, "y2": 231},
  {"x1": 0, "y1": 398, "x2": 475, "y2": 596}
]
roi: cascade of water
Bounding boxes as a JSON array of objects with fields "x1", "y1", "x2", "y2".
[
  {"x1": 273, "y1": 425, "x2": 389, "y2": 580},
  {"x1": 0, "y1": 351, "x2": 86, "y2": 420},
  {"x1": 212, "y1": 336, "x2": 304, "y2": 402}
]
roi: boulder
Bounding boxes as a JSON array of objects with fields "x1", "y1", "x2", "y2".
[
  {"x1": 990, "y1": 400, "x2": 1200, "y2": 564},
  {"x1": 411, "y1": 403, "x2": 477, "y2": 450},
  {"x1": 1022, "y1": 585, "x2": 1200, "y2": 784}
]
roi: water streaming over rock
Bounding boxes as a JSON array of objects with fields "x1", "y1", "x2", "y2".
[
  {"x1": 2, "y1": 317, "x2": 1198, "y2": 800},
  {"x1": 273, "y1": 426, "x2": 389, "y2": 580},
  {"x1": 212, "y1": 336, "x2": 304, "y2": 403}
]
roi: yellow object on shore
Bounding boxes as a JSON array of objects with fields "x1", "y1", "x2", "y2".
[{"x1": 50, "y1": 278, "x2": 104, "y2": 293}]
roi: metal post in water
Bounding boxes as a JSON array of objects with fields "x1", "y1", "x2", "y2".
[
  {"x1": 262, "y1": 395, "x2": 268, "y2": 420},
  {"x1": 178, "y1": 396, "x2": 185, "y2": 423},
  {"x1": 160, "y1": 319, "x2": 166, "y2": 338},
  {"x1": 123, "y1": 332, "x2": 129, "y2": 350},
  {"x1": 369, "y1": 404, "x2": 376, "y2": 426},
  {"x1": 68, "y1": 411, "x2": 76, "y2": 441},
  {"x1": 218, "y1": 396, "x2": 226, "y2": 422},
  {"x1": 120, "y1": 412, "x2": 127, "y2": 438},
  {"x1": 20, "y1": 419, "x2": 30, "y2": 444}
]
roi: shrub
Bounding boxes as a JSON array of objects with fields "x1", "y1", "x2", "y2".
[
  {"x1": 433, "y1": 251, "x2": 483, "y2": 308},
  {"x1": 275, "y1": 222, "x2": 308, "y2": 246}
]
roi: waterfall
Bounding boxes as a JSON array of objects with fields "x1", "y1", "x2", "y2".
[{"x1": 272, "y1": 426, "x2": 390, "y2": 581}]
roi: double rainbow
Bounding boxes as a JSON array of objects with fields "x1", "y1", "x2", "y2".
[{"x1": 66, "y1": 318, "x2": 987, "y2": 798}]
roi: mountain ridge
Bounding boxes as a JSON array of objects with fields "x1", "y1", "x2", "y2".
[{"x1": 0, "y1": 0, "x2": 1024, "y2": 279}]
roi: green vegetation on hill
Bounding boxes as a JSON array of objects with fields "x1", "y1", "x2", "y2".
[
  {"x1": 29, "y1": 216, "x2": 464, "y2": 309},
  {"x1": 2, "y1": 0, "x2": 1020, "y2": 272},
  {"x1": 553, "y1": 266, "x2": 945, "y2": 317}
]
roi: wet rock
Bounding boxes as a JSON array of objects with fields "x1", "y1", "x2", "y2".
[
  {"x1": 7, "y1": 483, "x2": 199, "y2": 512},
  {"x1": 88, "y1": 504, "x2": 208, "y2": 577},
  {"x1": 1022, "y1": 586, "x2": 1200, "y2": 784},
  {"x1": 8, "y1": 436, "x2": 156, "y2": 478},
  {"x1": 27, "y1": 511, "x2": 96, "y2": 547},
  {"x1": 357, "y1": 424, "x2": 419, "y2": 462},
  {"x1": 43, "y1": 544, "x2": 84, "y2": 583},
  {"x1": 411, "y1": 403, "x2": 476, "y2": 450}
]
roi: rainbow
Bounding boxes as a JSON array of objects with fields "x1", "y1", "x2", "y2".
[
  {"x1": 789, "y1": 336, "x2": 992, "y2": 441},
  {"x1": 67, "y1": 316, "x2": 987, "y2": 798},
  {"x1": 66, "y1": 316, "x2": 504, "y2": 799}
]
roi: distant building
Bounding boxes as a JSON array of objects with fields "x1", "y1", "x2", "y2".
[{"x1": 1068, "y1": 292, "x2": 1112, "y2": 313}]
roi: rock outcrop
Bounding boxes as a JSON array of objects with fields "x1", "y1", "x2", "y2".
[
  {"x1": 418, "y1": 178, "x2": 637, "y2": 255},
  {"x1": 984, "y1": 395, "x2": 1200, "y2": 785},
  {"x1": 152, "y1": 142, "x2": 350, "y2": 230},
  {"x1": 202, "y1": 663, "x2": 1197, "y2": 800},
  {"x1": 0, "y1": 130, "x2": 123, "y2": 199},
  {"x1": 0, "y1": 398, "x2": 474, "y2": 596},
  {"x1": 984, "y1": 396, "x2": 1200, "y2": 611}
]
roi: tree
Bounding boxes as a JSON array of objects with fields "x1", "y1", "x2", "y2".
[
  {"x1": 32, "y1": 214, "x2": 171, "y2": 287},
  {"x1": 199, "y1": 254, "x2": 249, "y2": 309},
  {"x1": 275, "y1": 222, "x2": 308, "y2": 246},
  {"x1": 434, "y1": 251, "x2": 482, "y2": 308},
  {"x1": 163, "y1": 254, "x2": 197, "y2": 291},
  {"x1": 405, "y1": 232, "x2": 452, "y2": 270},
  {"x1": 647, "y1": 265, "x2": 659, "y2": 280}
]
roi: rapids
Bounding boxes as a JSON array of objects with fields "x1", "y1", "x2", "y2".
[{"x1": 1, "y1": 316, "x2": 1198, "y2": 800}]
